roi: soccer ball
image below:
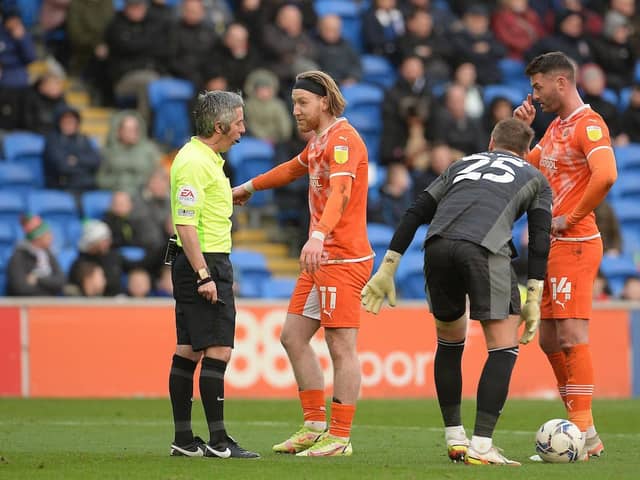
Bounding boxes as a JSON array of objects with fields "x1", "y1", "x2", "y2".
[{"x1": 535, "y1": 419, "x2": 585, "y2": 463}]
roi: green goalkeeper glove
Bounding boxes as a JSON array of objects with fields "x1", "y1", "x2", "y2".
[
  {"x1": 520, "y1": 279, "x2": 544, "y2": 344},
  {"x1": 361, "y1": 250, "x2": 402, "y2": 314}
]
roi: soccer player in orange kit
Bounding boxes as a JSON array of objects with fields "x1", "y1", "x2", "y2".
[
  {"x1": 514, "y1": 51, "x2": 617, "y2": 458},
  {"x1": 232, "y1": 70, "x2": 373, "y2": 457}
]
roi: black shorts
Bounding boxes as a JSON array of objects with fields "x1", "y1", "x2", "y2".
[
  {"x1": 424, "y1": 236, "x2": 521, "y2": 322},
  {"x1": 171, "y1": 251, "x2": 236, "y2": 350}
]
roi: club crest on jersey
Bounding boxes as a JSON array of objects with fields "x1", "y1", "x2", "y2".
[
  {"x1": 177, "y1": 186, "x2": 197, "y2": 205},
  {"x1": 334, "y1": 145, "x2": 348, "y2": 164},
  {"x1": 586, "y1": 125, "x2": 603, "y2": 141}
]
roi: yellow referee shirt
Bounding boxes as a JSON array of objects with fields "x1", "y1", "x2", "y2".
[{"x1": 170, "y1": 137, "x2": 232, "y2": 253}]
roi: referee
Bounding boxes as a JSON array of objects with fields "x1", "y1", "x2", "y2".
[
  {"x1": 362, "y1": 118, "x2": 552, "y2": 465},
  {"x1": 167, "y1": 90, "x2": 259, "y2": 459}
]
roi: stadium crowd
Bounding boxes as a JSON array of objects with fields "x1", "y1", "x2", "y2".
[{"x1": 1, "y1": 0, "x2": 640, "y2": 298}]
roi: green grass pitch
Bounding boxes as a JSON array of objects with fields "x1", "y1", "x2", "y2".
[{"x1": 1, "y1": 398, "x2": 639, "y2": 479}]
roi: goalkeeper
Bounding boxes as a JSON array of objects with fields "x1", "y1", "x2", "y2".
[{"x1": 361, "y1": 119, "x2": 552, "y2": 466}]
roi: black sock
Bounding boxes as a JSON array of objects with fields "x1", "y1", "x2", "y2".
[
  {"x1": 200, "y1": 357, "x2": 228, "y2": 445},
  {"x1": 169, "y1": 354, "x2": 198, "y2": 445},
  {"x1": 434, "y1": 338, "x2": 465, "y2": 427},
  {"x1": 474, "y1": 346, "x2": 518, "y2": 438}
]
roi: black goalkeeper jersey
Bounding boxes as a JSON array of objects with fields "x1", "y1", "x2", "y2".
[{"x1": 390, "y1": 150, "x2": 552, "y2": 263}]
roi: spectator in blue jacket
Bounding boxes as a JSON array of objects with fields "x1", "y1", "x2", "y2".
[
  {"x1": 0, "y1": 10, "x2": 36, "y2": 88},
  {"x1": 43, "y1": 106, "x2": 102, "y2": 195}
]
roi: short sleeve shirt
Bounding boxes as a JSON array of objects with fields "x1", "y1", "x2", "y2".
[{"x1": 170, "y1": 137, "x2": 232, "y2": 253}]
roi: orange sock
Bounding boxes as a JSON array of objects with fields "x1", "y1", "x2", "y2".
[
  {"x1": 329, "y1": 402, "x2": 355, "y2": 439},
  {"x1": 565, "y1": 344, "x2": 594, "y2": 431},
  {"x1": 300, "y1": 389, "x2": 326, "y2": 423},
  {"x1": 547, "y1": 351, "x2": 568, "y2": 406}
]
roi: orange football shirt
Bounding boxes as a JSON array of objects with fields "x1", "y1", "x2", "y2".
[
  {"x1": 298, "y1": 118, "x2": 373, "y2": 262},
  {"x1": 530, "y1": 105, "x2": 614, "y2": 238}
]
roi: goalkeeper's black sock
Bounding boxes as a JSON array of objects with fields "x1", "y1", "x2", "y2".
[
  {"x1": 200, "y1": 356, "x2": 228, "y2": 445},
  {"x1": 169, "y1": 354, "x2": 197, "y2": 445},
  {"x1": 434, "y1": 338, "x2": 465, "y2": 426},
  {"x1": 474, "y1": 346, "x2": 518, "y2": 438}
]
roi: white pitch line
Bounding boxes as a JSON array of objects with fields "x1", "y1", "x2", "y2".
[{"x1": 0, "y1": 419, "x2": 638, "y2": 438}]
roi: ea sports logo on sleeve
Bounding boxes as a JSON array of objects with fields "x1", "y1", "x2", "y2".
[{"x1": 177, "y1": 185, "x2": 197, "y2": 205}]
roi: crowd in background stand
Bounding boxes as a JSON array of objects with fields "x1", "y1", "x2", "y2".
[{"x1": 2, "y1": 0, "x2": 640, "y2": 298}]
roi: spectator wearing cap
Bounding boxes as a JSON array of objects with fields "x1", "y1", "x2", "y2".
[
  {"x1": 68, "y1": 220, "x2": 124, "y2": 296},
  {"x1": 525, "y1": 10, "x2": 593, "y2": 65},
  {"x1": 243, "y1": 68, "x2": 292, "y2": 145},
  {"x1": 449, "y1": 4, "x2": 506, "y2": 85},
  {"x1": 589, "y1": 10, "x2": 636, "y2": 91},
  {"x1": 43, "y1": 106, "x2": 102, "y2": 196},
  {"x1": 6, "y1": 215, "x2": 65, "y2": 296}
]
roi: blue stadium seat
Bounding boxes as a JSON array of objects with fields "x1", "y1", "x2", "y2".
[
  {"x1": 598, "y1": 88, "x2": 618, "y2": 106},
  {"x1": 367, "y1": 222, "x2": 394, "y2": 269},
  {"x1": 600, "y1": 254, "x2": 639, "y2": 297},
  {"x1": 46, "y1": 221, "x2": 67, "y2": 255},
  {"x1": 609, "y1": 173, "x2": 640, "y2": 200},
  {"x1": 148, "y1": 78, "x2": 195, "y2": 148},
  {"x1": 619, "y1": 87, "x2": 632, "y2": 112},
  {"x1": 57, "y1": 247, "x2": 78, "y2": 276},
  {"x1": 119, "y1": 246, "x2": 146, "y2": 263},
  {"x1": 226, "y1": 137, "x2": 275, "y2": 208},
  {"x1": 483, "y1": 84, "x2": 526, "y2": 107},
  {"x1": 114, "y1": 0, "x2": 180, "y2": 9},
  {"x1": 343, "y1": 83, "x2": 384, "y2": 119},
  {"x1": 314, "y1": 0, "x2": 363, "y2": 52},
  {"x1": 361, "y1": 55, "x2": 396, "y2": 89},
  {"x1": 81, "y1": 190, "x2": 114, "y2": 220},
  {"x1": 0, "y1": 221, "x2": 20, "y2": 251},
  {"x1": 407, "y1": 224, "x2": 429, "y2": 252},
  {"x1": 230, "y1": 249, "x2": 272, "y2": 297},
  {"x1": 0, "y1": 191, "x2": 27, "y2": 224},
  {"x1": 3, "y1": 132, "x2": 45, "y2": 187},
  {"x1": 16, "y1": 0, "x2": 42, "y2": 27},
  {"x1": 261, "y1": 277, "x2": 298, "y2": 299},
  {"x1": 498, "y1": 58, "x2": 526, "y2": 82},
  {"x1": 0, "y1": 163, "x2": 36, "y2": 196},
  {"x1": 27, "y1": 190, "x2": 79, "y2": 224},
  {"x1": 614, "y1": 144, "x2": 640, "y2": 172},
  {"x1": 346, "y1": 112, "x2": 381, "y2": 164},
  {"x1": 396, "y1": 251, "x2": 426, "y2": 299},
  {"x1": 512, "y1": 213, "x2": 528, "y2": 254}
]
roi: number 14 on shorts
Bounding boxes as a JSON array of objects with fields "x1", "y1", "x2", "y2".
[{"x1": 550, "y1": 276, "x2": 572, "y2": 308}]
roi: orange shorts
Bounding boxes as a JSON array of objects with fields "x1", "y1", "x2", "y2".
[
  {"x1": 540, "y1": 237, "x2": 603, "y2": 319},
  {"x1": 288, "y1": 259, "x2": 373, "y2": 328}
]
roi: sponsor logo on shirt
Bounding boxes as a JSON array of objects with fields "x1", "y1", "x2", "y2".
[
  {"x1": 539, "y1": 156, "x2": 557, "y2": 170},
  {"x1": 334, "y1": 145, "x2": 348, "y2": 164},
  {"x1": 177, "y1": 208, "x2": 195, "y2": 218},
  {"x1": 586, "y1": 125, "x2": 603, "y2": 141},
  {"x1": 310, "y1": 175, "x2": 322, "y2": 189},
  {"x1": 177, "y1": 186, "x2": 197, "y2": 205}
]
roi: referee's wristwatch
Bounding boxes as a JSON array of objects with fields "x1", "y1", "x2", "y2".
[{"x1": 196, "y1": 267, "x2": 212, "y2": 286}]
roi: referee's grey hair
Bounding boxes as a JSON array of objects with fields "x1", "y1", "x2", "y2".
[{"x1": 193, "y1": 90, "x2": 244, "y2": 137}]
